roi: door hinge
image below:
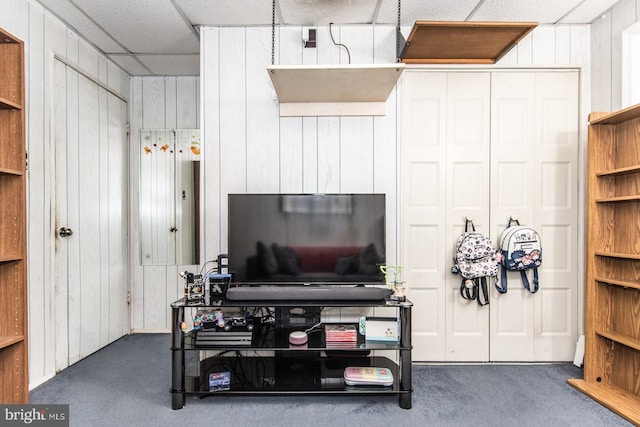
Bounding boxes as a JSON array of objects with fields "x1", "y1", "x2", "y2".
[
  {"x1": 127, "y1": 291, "x2": 131, "y2": 305},
  {"x1": 126, "y1": 122, "x2": 130, "y2": 136}
]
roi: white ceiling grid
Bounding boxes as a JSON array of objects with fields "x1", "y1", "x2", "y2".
[{"x1": 36, "y1": 0, "x2": 620, "y2": 76}]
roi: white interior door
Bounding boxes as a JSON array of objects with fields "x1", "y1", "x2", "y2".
[
  {"x1": 444, "y1": 72, "x2": 491, "y2": 362},
  {"x1": 400, "y1": 71, "x2": 448, "y2": 360},
  {"x1": 490, "y1": 71, "x2": 579, "y2": 361},
  {"x1": 402, "y1": 69, "x2": 579, "y2": 362},
  {"x1": 53, "y1": 59, "x2": 129, "y2": 370},
  {"x1": 402, "y1": 71, "x2": 491, "y2": 362}
]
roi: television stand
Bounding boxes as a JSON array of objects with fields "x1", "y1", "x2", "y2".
[{"x1": 170, "y1": 297, "x2": 412, "y2": 409}]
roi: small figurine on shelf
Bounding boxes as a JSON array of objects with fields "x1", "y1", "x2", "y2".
[{"x1": 379, "y1": 264, "x2": 406, "y2": 301}]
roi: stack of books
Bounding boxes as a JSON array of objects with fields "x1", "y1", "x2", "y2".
[{"x1": 325, "y1": 324, "x2": 357, "y2": 348}]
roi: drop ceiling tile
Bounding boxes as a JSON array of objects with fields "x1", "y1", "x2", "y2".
[
  {"x1": 72, "y1": 0, "x2": 198, "y2": 53},
  {"x1": 376, "y1": 0, "x2": 481, "y2": 25},
  {"x1": 38, "y1": 0, "x2": 127, "y2": 53},
  {"x1": 137, "y1": 55, "x2": 200, "y2": 76},
  {"x1": 471, "y1": 0, "x2": 582, "y2": 23},
  {"x1": 279, "y1": 0, "x2": 379, "y2": 25},
  {"x1": 177, "y1": 0, "x2": 273, "y2": 26},
  {"x1": 559, "y1": 0, "x2": 620, "y2": 24}
]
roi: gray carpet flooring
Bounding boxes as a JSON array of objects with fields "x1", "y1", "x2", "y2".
[{"x1": 30, "y1": 333, "x2": 632, "y2": 427}]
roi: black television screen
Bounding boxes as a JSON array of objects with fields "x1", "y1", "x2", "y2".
[{"x1": 228, "y1": 193, "x2": 386, "y2": 285}]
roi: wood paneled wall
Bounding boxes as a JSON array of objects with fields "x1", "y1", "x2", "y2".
[
  {"x1": 0, "y1": 0, "x2": 129, "y2": 388},
  {"x1": 129, "y1": 76, "x2": 200, "y2": 331},
  {"x1": 590, "y1": 0, "x2": 640, "y2": 112}
]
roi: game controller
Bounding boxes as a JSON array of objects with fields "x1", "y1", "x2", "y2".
[{"x1": 223, "y1": 316, "x2": 254, "y2": 331}]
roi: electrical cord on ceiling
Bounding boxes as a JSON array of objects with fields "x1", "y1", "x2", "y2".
[{"x1": 329, "y1": 22, "x2": 351, "y2": 64}]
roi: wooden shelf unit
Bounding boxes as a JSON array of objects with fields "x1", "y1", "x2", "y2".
[
  {"x1": 0, "y1": 26, "x2": 28, "y2": 404},
  {"x1": 567, "y1": 104, "x2": 640, "y2": 424}
]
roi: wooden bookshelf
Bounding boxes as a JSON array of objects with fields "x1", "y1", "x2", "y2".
[
  {"x1": 567, "y1": 104, "x2": 640, "y2": 425},
  {"x1": 0, "y1": 26, "x2": 28, "y2": 404}
]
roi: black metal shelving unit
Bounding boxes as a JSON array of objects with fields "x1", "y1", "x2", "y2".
[{"x1": 171, "y1": 296, "x2": 413, "y2": 409}]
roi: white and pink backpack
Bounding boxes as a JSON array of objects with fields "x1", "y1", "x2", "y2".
[{"x1": 496, "y1": 218, "x2": 542, "y2": 294}]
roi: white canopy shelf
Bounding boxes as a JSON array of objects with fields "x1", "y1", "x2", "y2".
[{"x1": 267, "y1": 64, "x2": 405, "y2": 117}]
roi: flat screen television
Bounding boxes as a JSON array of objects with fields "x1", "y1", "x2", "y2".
[{"x1": 228, "y1": 193, "x2": 386, "y2": 285}]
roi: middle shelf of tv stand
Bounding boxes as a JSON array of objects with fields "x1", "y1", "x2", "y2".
[{"x1": 182, "y1": 325, "x2": 409, "y2": 352}]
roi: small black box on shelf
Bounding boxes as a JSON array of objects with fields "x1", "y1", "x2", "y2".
[{"x1": 208, "y1": 273, "x2": 232, "y2": 298}]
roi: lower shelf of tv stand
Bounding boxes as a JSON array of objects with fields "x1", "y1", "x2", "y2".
[{"x1": 172, "y1": 355, "x2": 411, "y2": 409}]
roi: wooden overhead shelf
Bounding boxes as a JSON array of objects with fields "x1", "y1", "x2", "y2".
[
  {"x1": 399, "y1": 21, "x2": 538, "y2": 64},
  {"x1": 267, "y1": 64, "x2": 404, "y2": 117}
]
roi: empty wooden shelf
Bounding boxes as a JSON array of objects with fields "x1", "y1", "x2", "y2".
[{"x1": 567, "y1": 103, "x2": 640, "y2": 425}]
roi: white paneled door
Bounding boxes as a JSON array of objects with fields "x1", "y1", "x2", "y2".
[
  {"x1": 490, "y1": 71, "x2": 579, "y2": 361},
  {"x1": 401, "y1": 69, "x2": 579, "y2": 362},
  {"x1": 53, "y1": 60, "x2": 129, "y2": 370}
]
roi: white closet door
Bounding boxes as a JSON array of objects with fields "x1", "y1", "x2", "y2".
[
  {"x1": 401, "y1": 72, "x2": 491, "y2": 361},
  {"x1": 489, "y1": 71, "x2": 579, "y2": 361},
  {"x1": 444, "y1": 73, "x2": 491, "y2": 362},
  {"x1": 402, "y1": 69, "x2": 579, "y2": 362},
  {"x1": 53, "y1": 60, "x2": 129, "y2": 370},
  {"x1": 489, "y1": 72, "x2": 536, "y2": 360},
  {"x1": 401, "y1": 72, "x2": 448, "y2": 360}
]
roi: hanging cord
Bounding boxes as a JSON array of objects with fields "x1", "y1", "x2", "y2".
[
  {"x1": 329, "y1": 23, "x2": 351, "y2": 64},
  {"x1": 271, "y1": 0, "x2": 275, "y2": 65},
  {"x1": 396, "y1": 0, "x2": 402, "y2": 61}
]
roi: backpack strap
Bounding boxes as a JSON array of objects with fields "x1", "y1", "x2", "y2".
[
  {"x1": 496, "y1": 264, "x2": 508, "y2": 293},
  {"x1": 495, "y1": 217, "x2": 521, "y2": 295},
  {"x1": 460, "y1": 278, "x2": 490, "y2": 306},
  {"x1": 460, "y1": 278, "x2": 477, "y2": 301},
  {"x1": 465, "y1": 218, "x2": 476, "y2": 233},
  {"x1": 477, "y1": 277, "x2": 489, "y2": 306},
  {"x1": 520, "y1": 268, "x2": 539, "y2": 293}
]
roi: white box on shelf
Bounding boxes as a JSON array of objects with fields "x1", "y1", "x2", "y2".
[{"x1": 363, "y1": 317, "x2": 398, "y2": 343}]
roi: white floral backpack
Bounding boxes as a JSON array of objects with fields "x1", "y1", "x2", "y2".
[
  {"x1": 451, "y1": 218, "x2": 499, "y2": 306},
  {"x1": 496, "y1": 218, "x2": 542, "y2": 294}
]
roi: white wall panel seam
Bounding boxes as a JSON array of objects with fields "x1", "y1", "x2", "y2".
[{"x1": 244, "y1": 27, "x2": 249, "y2": 193}]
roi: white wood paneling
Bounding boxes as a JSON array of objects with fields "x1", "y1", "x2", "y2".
[
  {"x1": 199, "y1": 24, "x2": 401, "y2": 323},
  {"x1": 129, "y1": 77, "x2": 200, "y2": 331},
  {"x1": 1, "y1": 0, "x2": 131, "y2": 388},
  {"x1": 247, "y1": 27, "x2": 280, "y2": 193},
  {"x1": 590, "y1": 0, "x2": 640, "y2": 111}
]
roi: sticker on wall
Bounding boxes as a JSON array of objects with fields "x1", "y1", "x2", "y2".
[{"x1": 190, "y1": 133, "x2": 201, "y2": 156}]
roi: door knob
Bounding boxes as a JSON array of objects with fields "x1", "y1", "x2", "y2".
[{"x1": 59, "y1": 227, "x2": 73, "y2": 237}]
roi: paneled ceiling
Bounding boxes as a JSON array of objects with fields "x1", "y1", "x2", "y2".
[{"x1": 37, "y1": 0, "x2": 620, "y2": 76}]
